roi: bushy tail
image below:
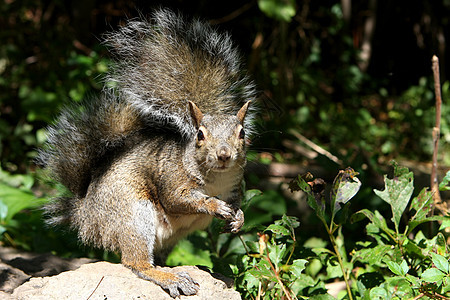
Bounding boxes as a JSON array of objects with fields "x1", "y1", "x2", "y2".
[
  {"x1": 36, "y1": 91, "x2": 143, "y2": 198},
  {"x1": 104, "y1": 8, "x2": 257, "y2": 138}
]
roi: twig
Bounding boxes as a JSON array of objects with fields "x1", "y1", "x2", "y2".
[
  {"x1": 209, "y1": 1, "x2": 255, "y2": 25},
  {"x1": 86, "y1": 276, "x2": 105, "y2": 300},
  {"x1": 289, "y1": 129, "x2": 342, "y2": 165},
  {"x1": 411, "y1": 293, "x2": 425, "y2": 300},
  {"x1": 264, "y1": 247, "x2": 294, "y2": 300},
  {"x1": 424, "y1": 291, "x2": 450, "y2": 300},
  {"x1": 431, "y1": 55, "x2": 442, "y2": 213},
  {"x1": 239, "y1": 235, "x2": 250, "y2": 256}
]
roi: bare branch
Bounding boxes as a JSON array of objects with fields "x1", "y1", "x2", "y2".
[{"x1": 431, "y1": 55, "x2": 442, "y2": 213}]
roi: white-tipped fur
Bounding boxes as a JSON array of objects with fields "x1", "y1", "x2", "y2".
[{"x1": 103, "y1": 8, "x2": 257, "y2": 139}]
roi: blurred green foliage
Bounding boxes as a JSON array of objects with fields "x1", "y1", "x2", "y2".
[{"x1": 0, "y1": 0, "x2": 109, "y2": 172}]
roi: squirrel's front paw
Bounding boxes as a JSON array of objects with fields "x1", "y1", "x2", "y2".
[
  {"x1": 223, "y1": 209, "x2": 244, "y2": 233},
  {"x1": 208, "y1": 198, "x2": 235, "y2": 220}
]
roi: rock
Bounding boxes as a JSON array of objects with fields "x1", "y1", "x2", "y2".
[
  {"x1": 0, "y1": 291, "x2": 14, "y2": 300},
  {"x1": 11, "y1": 262, "x2": 241, "y2": 300},
  {"x1": 0, "y1": 262, "x2": 30, "y2": 293},
  {"x1": 0, "y1": 246, "x2": 94, "y2": 295},
  {"x1": 0, "y1": 247, "x2": 94, "y2": 278}
]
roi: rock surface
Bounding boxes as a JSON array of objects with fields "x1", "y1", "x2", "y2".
[
  {"x1": 0, "y1": 247, "x2": 94, "y2": 294},
  {"x1": 10, "y1": 262, "x2": 241, "y2": 300}
]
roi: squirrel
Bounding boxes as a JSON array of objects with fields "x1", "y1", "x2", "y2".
[{"x1": 36, "y1": 8, "x2": 256, "y2": 298}]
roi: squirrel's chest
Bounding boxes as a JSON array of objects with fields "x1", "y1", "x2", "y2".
[{"x1": 204, "y1": 171, "x2": 240, "y2": 200}]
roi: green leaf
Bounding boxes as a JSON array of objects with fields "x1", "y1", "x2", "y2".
[
  {"x1": 280, "y1": 214, "x2": 300, "y2": 231},
  {"x1": 405, "y1": 274, "x2": 422, "y2": 287},
  {"x1": 408, "y1": 215, "x2": 450, "y2": 235},
  {"x1": 0, "y1": 183, "x2": 45, "y2": 223},
  {"x1": 242, "y1": 189, "x2": 263, "y2": 211},
  {"x1": 443, "y1": 277, "x2": 450, "y2": 293},
  {"x1": 373, "y1": 162, "x2": 414, "y2": 231},
  {"x1": 243, "y1": 271, "x2": 259, "y2": 291},
  {"x1": 421, "y1": 268, "x2": 446, "y2": 282},
  {"x1": 352, "y1": 244, "x2": 392, "y2": 265},
  {"x1": 241, "y1": 189, "x2": 262, "y2": 211},
  {"x1": 269, "y1": 242, "x2": 286, "y2": 268},
  {"x1": 409, "y1": 187, "x2": 433, "y2": 222},
  {"x1": 257, "y1": 0, "x2": 296, "y2": 22},
  {"x1": 290, "y1": 274, "x2": 315, "y2": 295},
  {"x1": 250, "y1": 259, "x2": 277, "y2": 281},
  {"x1": 290, "y1": 259, "x2": 308, "y2": 277},
  {"x1": 386, "y1": 260, "x2": 408, "y2": 276},
  {"x1": 351, "y1": 209, "x2": 394, "y2": 239},
  {"x1": 266, "y1": 224, "x2": 290, "y2": 236},
  {"x1": 439, "y1": 170, "x2": 450, "y2": 191},
  {"x1": 330, "y1": 167, "x2": 361, "y2": 218},
  {"x1": 400, "y1": 260, "x2": 409, "y2": 275},
  {"x1": 369, "y1": 287, "x2": 388, "y2": 299},
  {"x1": 310, "y1": 294, "x2": 336, "y2": 300},
  {"x1": 326, "y1": 258, "x2": 343, "y2": 278},
  {"x1": 166, "y1": 239, "x2": 213, "y2": 268},
  {"x1": 385, "y1": 277, "x2": 415, "y2": 298},
  {"x1": 431, "y1": 252, "x2": 449, "y2": 274},
  {"x1": 0, "y1": 168, "x2": 34, "y2": 189},
  {"x1": 404, "y1": 240, "x2": 425, "y2": 259},
  {"x1": 439, "y1": 218, "x2": 450, "y2": 231}
]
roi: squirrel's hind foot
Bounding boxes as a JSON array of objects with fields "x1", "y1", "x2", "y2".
[{"x1": 125, "y1": 260, "x2": 199, "y2": 298}]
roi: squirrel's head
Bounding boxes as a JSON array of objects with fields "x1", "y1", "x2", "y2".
[{"x1": 188, "y1": 101, "x2": 251, "y2": 172}]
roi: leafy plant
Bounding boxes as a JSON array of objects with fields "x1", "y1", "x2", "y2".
[
  {"x1": 351, "y1": 162, "x2": 449, "y2": 299},
  {"x1": 237, "y1": 215, "x2": 311, "y2": 299},
  {"x1": 0, "y1": 167, "x2": 46, "y2": 248},
  {"x1": 288, "y1": 167, "x2": 362, "y2": 299},
  {"x1": 233, "y1": 163, "x2": 449, "y2": 299}
]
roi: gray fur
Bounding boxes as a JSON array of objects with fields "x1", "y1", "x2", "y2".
[
  {"x1": 103, "y1": 8, "x2": 257, "y2": 138},
  {"x1": 133, "y1": 200, "x2": 156, "y2": 264},
  {"x1": 37, "y1": 8, "x2": 256, "y2": 297}
]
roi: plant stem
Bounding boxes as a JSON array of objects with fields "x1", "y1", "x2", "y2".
[
  {"x1": 239, "y1": 235, "x2": 251, "y2": 256},
  {"x1": 264, "y1": 247, "x2": 294, "y2": 300},
  {"x1": 325, "y1": 223, "x2": 354, "y2": 300},
  {"x1": 431, "y1": 55, "x2": 442, "y2": 213},
  {"x1": 411, "y1": 293, "x2": 425, "y2": 300}
]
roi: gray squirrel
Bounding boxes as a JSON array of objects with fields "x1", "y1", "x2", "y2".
[{"x1": 37, "y1": 8, "x2": 257, "y2": 298}]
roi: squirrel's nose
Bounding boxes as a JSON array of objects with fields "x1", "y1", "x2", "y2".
[{"x1": 217, "y1": 146, "x2": 231, "y2": 162}]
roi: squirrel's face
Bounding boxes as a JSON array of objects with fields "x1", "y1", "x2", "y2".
[
  {"x1": 195, "y1": 116, "x2": 245, "y2": 172},
  {"x1": 188, "y1": 100, "x2": 251, "y2": 173},
  {"x1": 194, "y1": 115, "x2": 247, "y2": 172}
]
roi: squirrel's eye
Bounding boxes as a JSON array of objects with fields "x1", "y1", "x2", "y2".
[
  {"x1": 197, "y1": 129, "x2": 205, "y2": 141},
  {"x1": 239, "y1": 128, "x2": 245, "y2": 139}
]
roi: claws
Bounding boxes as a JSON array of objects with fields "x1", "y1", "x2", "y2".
[
  {"x1": 213, "y1": 199, "x2": 235, "y2": 220},
  {"x1": 223, "y1": 209, "x2": 244, "y2": 233},
  {"x1": 130, "y1": 264, "x2": 199, "y2": 298},
  {"x1": 166, "y1": 271, "x2": 199, "y2": 298}
]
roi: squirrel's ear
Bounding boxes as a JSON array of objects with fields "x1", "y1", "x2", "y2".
[
  {"x1": 237, "y1": 101, "x2": 251, "y2": 124},
  {"x1": 188, "y1": 101, "x2": 204, "y2": 129}
]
